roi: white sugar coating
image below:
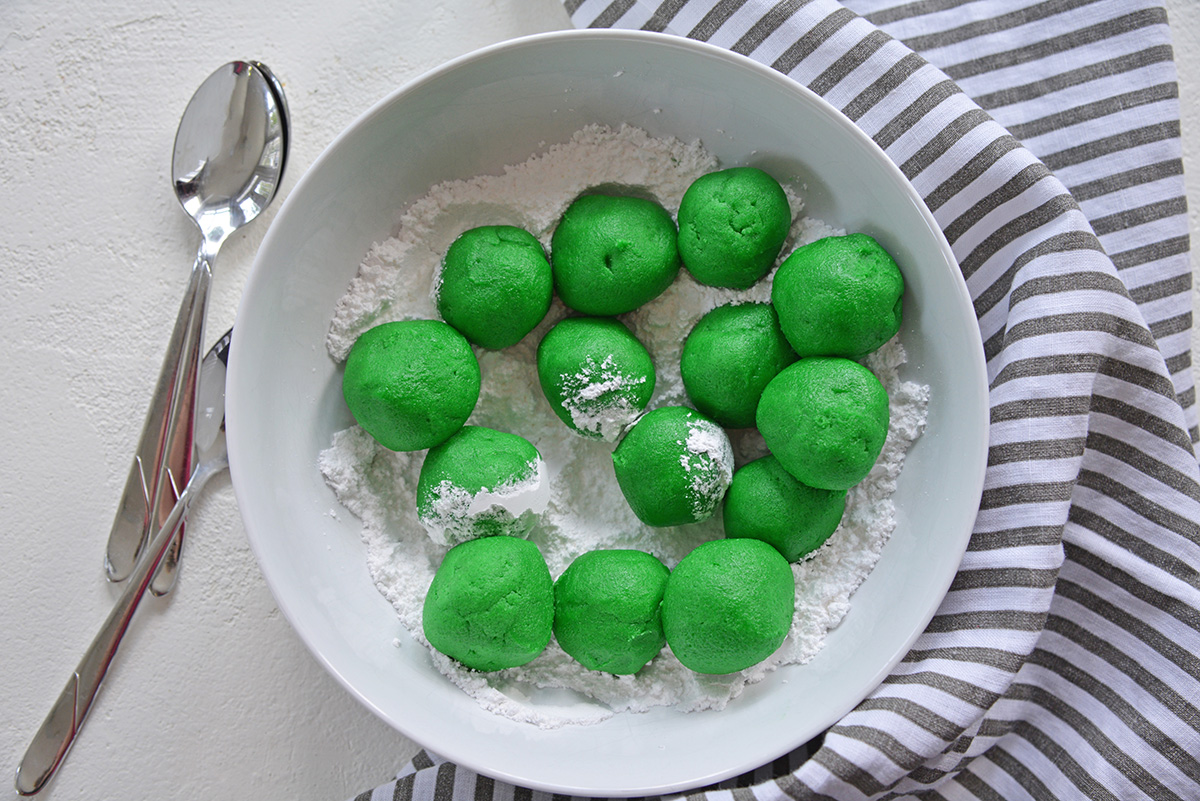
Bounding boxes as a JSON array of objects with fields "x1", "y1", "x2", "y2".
[
  {"x1": 681, "y1": 419, "x2": 735, "y2": 519},
  {"x1": 467, "y1": 459, "x2": 551, "y2": 516},
  {"x1": 560, "y1": 354, "x2": 648, "y2": 441},
  {"x1": 418, "y1": 458, "x2": 551, "y2": 547},
  {"x1": 318, "y1": 125, "x2": 930, "y2": 728}
]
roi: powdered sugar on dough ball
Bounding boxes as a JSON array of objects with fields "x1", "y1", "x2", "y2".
[
  {"x1": 537, "y1": 316, "x2": 655, "y2": 442},
  {"x1": 683, "y1": 419, "x2": 736, "y2": 516},
  {"x1": 561, "y1": 355, "x2": 648, "y2": 438},
  {"x1": 612, "y1": 406, "x2": 734, "y2": 528},
  {"x1": 416, "y1": 426, "x2": 551, "y2": 547}
]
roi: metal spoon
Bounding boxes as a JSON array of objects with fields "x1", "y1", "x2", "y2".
[
  {"x1": 105, "y1": 61, "x2": 287, "y2": 596},
  {"x1": 16, "y1": 330, "x2": 233, "y2": 797}
]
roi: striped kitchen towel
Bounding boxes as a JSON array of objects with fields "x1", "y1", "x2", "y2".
[{"x1": 351, "y1": 1, "x2": 1200, "y2": 799}]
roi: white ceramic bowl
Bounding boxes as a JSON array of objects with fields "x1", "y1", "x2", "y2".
[{"x1": 228, "y1": 29, "x2": 987, "y2": 797}]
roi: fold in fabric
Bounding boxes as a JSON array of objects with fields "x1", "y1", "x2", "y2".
[{"x1": 351, "y1": 2, "x2": 1200, "y2": 799}]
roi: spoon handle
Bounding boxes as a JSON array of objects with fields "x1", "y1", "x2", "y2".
[
  {"x1": 147, "y1": 246, "x2": 213, "y2": 596},
  {"x1": 15, "y1": 451, "x2": 222, "y2": 796},
  {"x1": 104, "y1": 247, "x2": 211, "y2": 593}
]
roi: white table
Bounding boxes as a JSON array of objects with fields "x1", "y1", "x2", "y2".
[
  {"x1": 0, "y1": 2, "x2": 569, "y2": 799},
  {"x1": 0, "y1": 1, "x2": 1194, "y2": 799}
]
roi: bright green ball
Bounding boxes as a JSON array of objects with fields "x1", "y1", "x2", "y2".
[
  {"x1": 341, "y1": 320, "x2": 480, "y2": 452},
  {"x1": 677, "y1": 167, "x2": 791, "y2": 289},
  {"x1": 551, "y1": 194, "x2": 680, "y2": 315},
  {"x1": 680, "y1": 302, "x2": 797, "y2": 428},
  {"x1": 611, "y1": 406, "x2": 734, "y2": 527},
  {"x1": 416, "y1": 426, "x2": 544, "y2": 546},
  {"x1": 771, "y1": 233, "x2": 904, "y2": 358},
  {"x1": 662, "y1": 538, "x2": 794, "y2": 674},
  {"x1": 422, "y1": 536, "x2": 554, "y2": 672},
  {"x1": 756, "y1": 357, "x2": 889, "y2": 491},
  {"x1": 724, "y1": 455, "x2": 846, "y2": 562},
  {"x1": 437, "y1": 225, "x2": 552, "y2": 350},
  {"x1": 536, "y1": 316, "x2": 655, "y2": 441},
  {"x1": 553, "y1": 549, "x2": 670, "y2": 675}
]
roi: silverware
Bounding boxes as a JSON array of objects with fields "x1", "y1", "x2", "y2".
[
  {"x1": 16, "y1": 329, "x2": 233, "y2": 797},
  {"x1": 105, "y1": 61, "x2": 288, "y2": 596}
]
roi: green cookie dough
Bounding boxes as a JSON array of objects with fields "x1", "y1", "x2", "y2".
[
  {"x1": 436, "y1": 225, "x2": 552, "y2": 350},
  {"x1": 771, "y1": 233, "x2": 904, "y2": 358},
  {"x1": 680, "y1": 302, "x2": 797, "y2": 429},
  {"x1": 662, "y1": 538, "x2": 794, "y2": 674},
  {"x1": 417, "y1": 426, "x2": 547, "y2": 547},
  {"x1": 537, "y1": 316, "x2": 655, "y2": 441},
  {"x1": 422, "y1": 536, "x2": 554, "y2": 672},
  {"x1": 612, "y1": 406, "x2": 734, "y2": 527},
  {"x1": 756, "y1": 357, "x2": 890, "y2": 491},
  {"x1": 553, "y1": 549, "x2": 670, "y2": 675},
  {"x1": 550, "y1": 194, "x2": 680, "y2": 315},
  {"x1": 724, "y1": 455, "x2": 847, "y2": 562},
  {"x1": 677, "y1": 167, "x2": 792, "y2": 289},
  {"x1": 342, "y1": 319, "x2": 480, "y2": 452}
]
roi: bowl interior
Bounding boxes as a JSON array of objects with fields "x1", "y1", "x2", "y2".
[{"x1": 227, "y1": 29, "x2": 987, "y2": 797}]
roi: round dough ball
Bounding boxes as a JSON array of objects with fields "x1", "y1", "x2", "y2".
[
  {"x1": 771, "y1": 233, "x2": 904, "y2": 358},
  {"x1": 417, "y1": 426, "x2": 548, "y2": 547},
  {"x1": 724, "y1": 455, "x2": 846, "y2": 562},
  {"x1": 662, "y1": 538, "x2": 794, "y2": 674},
  {"x1": 537, "y1": 316, "x2": 655, "y2": 441},
  {"x1": 756, "y1": 357, "x2": 890, "y2": 491},
  {"x1": 680, "y1": 302, "x2": 797, "y2": 428},
  {"x1": 553, "y1": 549, "x2": 670, "y2": 675},
  {"x1": 422, "y1": 536, "x2": 554, "y2": 672},
  {"x1": 436, "y1": 225, "x2": 552, "y2": 350},
  {"x1": 677, "y1": 167, "x2": 792, "y2": 289},
  {"x1": 612, "y1": 406, "x2": 734, "y2": 527},
  {"x1": 342, "y1": 319, "x2": 480, "y2": 452},
  {"x1": 551, "y1": 194, "x2": 680, "y2": 315}
]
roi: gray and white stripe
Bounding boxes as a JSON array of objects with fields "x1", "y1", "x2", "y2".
[
  {"x1": 854, "y1": 0, "x2": 1195, "y2": 441},
  {"x1": 354, "y1": 1, "x2": 1199, "y2": 799}
]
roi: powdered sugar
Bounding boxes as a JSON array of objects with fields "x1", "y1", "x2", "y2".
[
  {"x1": 418, "y1": 458, "x2": 551, "y2": 547},
  {"x1": 558, "y1": 354, "x2": 647, "y2": 441},
  {"x1": 318, "y1": 124, "x2": 929, "y2": 728},
  {"x1": 326, "y1": 125, "x2": 718, "y2": 362},
  {"x1": 681, "y1": 419, "x2": 735, "y2": 520}
]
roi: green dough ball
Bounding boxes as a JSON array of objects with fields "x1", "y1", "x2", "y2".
[
  {"x1": 756, "y1": 357, "x2": 890, "y2": 491},
  {"x1": 553, "y1": 549, "x2": 670, "y2": 675},
  {"x1": 436, "y1": 225, "x2": 552, "y2": 350},
  {"x1": 680, "y1": 302, "x2": 797, "y2": 429},
  {"x1": 551, "y1": 194, "x2": 680, "y2": 315},
  {"x1": 417, "y1": 426, "x2": 547, "y2": 547},
  {"x1": 537, "y1": 317, "x2": 655, "y2": 441},
  {"x1": 422, "y1": 536, "x2": 554, "y2": 671},
  {"x1": 612, "y1": 406, "x2": 734, "y2": 527},
  {"x1": 771, "y1": 233, "x2": 904, "y2": 358},
  {"x1": 342, "y1": 320, "x2": 480, "y2": 452},
  {"x1": 724, "y1": 455, "x2": 846, "y2": 562},
  {"x1": 677, "y1": 167, "x2": 792, "y2": 289},
  {"x1": 662, "y1": 538, "x2": 794, "y2": 674}
]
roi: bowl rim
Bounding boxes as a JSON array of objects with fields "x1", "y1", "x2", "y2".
[{"x1": 228, "y1": 26, "x2": 988, "y2": 796}]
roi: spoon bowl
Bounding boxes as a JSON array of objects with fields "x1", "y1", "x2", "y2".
[
  {"x1": 105, "y1": 61, "x2": 288, "y2": 596},
  {"x1": 173, "y1": 61, "x2": 288, "y2": 246}
]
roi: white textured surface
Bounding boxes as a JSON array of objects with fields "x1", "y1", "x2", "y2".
[
  {"x1": 0, "y1": 2, "x2": 1195, "y2": 800},
  {"x1": 0, "y1": 2, "x2": 570, "y2": 799}
]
